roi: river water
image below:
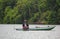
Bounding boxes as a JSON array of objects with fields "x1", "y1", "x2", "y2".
[{"x1": 0, "y1": 24, "x2": 60, "y2": 39}]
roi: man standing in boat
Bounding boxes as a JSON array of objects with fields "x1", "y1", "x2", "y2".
[{"x1": 22, "y1": 20, "x2": 29, "y2": 30}]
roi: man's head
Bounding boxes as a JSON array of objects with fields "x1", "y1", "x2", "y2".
[{"x1": 24, "y1": 20, "x2": 27, "y2": 22}]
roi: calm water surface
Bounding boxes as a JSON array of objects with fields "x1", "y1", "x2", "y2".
[{"x1": 0, "y1": 24, "x2": 60, "y2": 39}]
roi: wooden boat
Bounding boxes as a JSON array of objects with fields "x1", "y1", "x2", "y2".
[{"x1": 16, "y1": 26, "x2": 55, "y2": 31}]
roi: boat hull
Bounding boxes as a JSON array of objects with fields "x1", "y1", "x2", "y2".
[{"x1": 16, "y1": 26, "x2": 55, "y2": 31}]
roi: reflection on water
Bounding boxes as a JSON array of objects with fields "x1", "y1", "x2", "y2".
[{"x1": 0, "y1": 24, "x2": 60, "y2": 39}]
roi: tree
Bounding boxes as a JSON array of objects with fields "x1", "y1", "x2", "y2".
[{"x1": 3, "y1": 6, "x2": 21, "y2": 24}]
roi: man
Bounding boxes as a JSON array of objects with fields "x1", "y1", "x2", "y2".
[{"x1": 22, "y1": 20, "x2": 29, "y2": 30}]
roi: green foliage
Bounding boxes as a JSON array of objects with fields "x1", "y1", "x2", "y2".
[
  {"x1": 56, "y1": 0, "x2": 60, "y2": 6},
  {"x1": 3, "y1": 6, "x2": 21, "y2": 24},
  {"x1": 28, "y1": 12, "x2": 39, "y2": 23},
  {"x1": 56, "y1": 8, "x2": 60, "y2": 24},
  {"x1": 0, "y1": 0, "x2": 60, "y2": 24}
]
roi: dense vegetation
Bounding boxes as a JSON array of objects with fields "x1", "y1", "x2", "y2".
[{"x1": 0, "y1": 0, "x2": 60, "y2": 24}]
